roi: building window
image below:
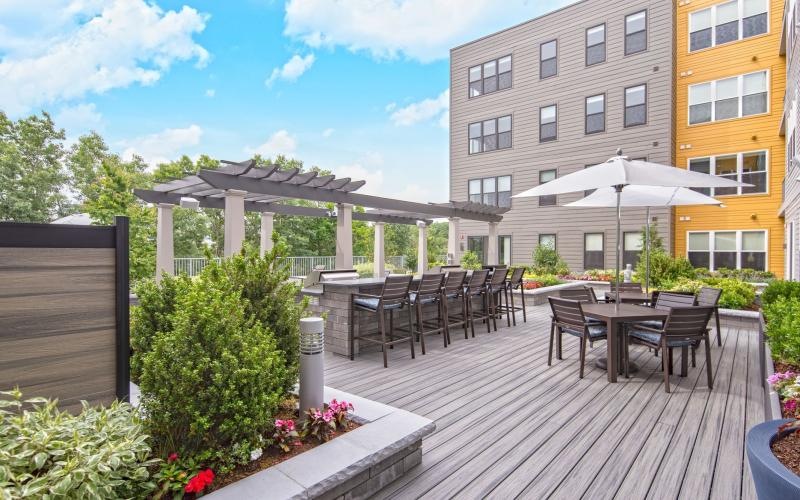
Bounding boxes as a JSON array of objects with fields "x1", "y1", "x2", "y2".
[
  {"x1": 687, "y1": 230, "x2": 767, "y2": 271},
  {"x1": 539, "y1": 169, "x2": 557, "y2": 206},
  {"x1": 469, "y1": 115, "x2": 512, "y2": 154},
  {"x1": 468, "y1": 236, "x2": 487, "y2": 264},
  {"x1": 468, "y1": 175, "x2": 512, "y2": 207},
  {"x1": 689, "y1": 0, "x2": 768, "y2": 52},
  {"x1": 499, "y1": 235, "x2": 512, "y2": 265},
  {"x1": 624, "y1": 85, "x2": 647, "y2": 127},
  {"x1": 688, "y1": 150, "x2": 767, "y2": 196},
  {"x1": 539, "y1": 105, "x2": 557, "y2": 142},
  {"x1": 688, "y1": 71, "x2": 768, "y2": 124},
  {"x1": 468, "y1": 55, "x2": 512, "y2": 98},
  {"x1": 585, "y1": 94, "x2": 605, "y2": 134},
  {"x1": 540, "y1": 40, "x2": 557, "y2": 79},
  {"x1": 584, "y1": 233, "x2": 605, "y2": 270},
  {"x1": 623, "y1": 232, "x2": 643, "y2": 268},
  {"x1": 539, "y1": 234, "x2": 556, "y2": 249},
  {"x1": 625, "y1": 10, "x2": 647, "y2": 55},
  {"x1": 788, "y1": 132, "x2": 796, "y2": 175},
  {"x1": 586, "y1": 24, "x2": 606, "y2": 66}
]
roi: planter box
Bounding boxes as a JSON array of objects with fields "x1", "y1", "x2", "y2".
[
  {"x1": 747, "y1": 419, "x2": 800, "y2": 500},
  {"x1": 207, "y1": 387, "x2": 435, "y2": 500},
  {"x1": 515, "y1": 281, "x2": 594, "y2": 306}
]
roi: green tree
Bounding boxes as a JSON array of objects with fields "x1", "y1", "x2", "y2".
[
  {"x1": 0, "y1": 112, "x2": 68, "y2": 222},
  {"x1": 427, "y1": 222, "x2": 448, "y2": 265},
  {"x1": 66, "y1": 132, "x2": 109, "y2": 202},
  {"x1": 639, "y1": 219, "x2": 664, "y2": 254}
]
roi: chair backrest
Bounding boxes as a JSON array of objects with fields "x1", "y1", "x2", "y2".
[
  {"x1": 508, "y1": 267, "x2": 525, "y2": 287},
  {"x1": 586, "y1": 286, "x2": 600, "y2": 303},
  {"x1": 654, "y1": 291, "x2": 697, "y2": 311},
  {"x1": 697, "y1": 286, "x2": 722, "y2": 307},
  {"x1": 559, "y1": 287, "x2": 595, "y2": 303},
  {"x1": 610, "y1": 281, "x2": 643, "y2": 293},
  {"x1": 466, "y1": 269, "x2": 490, "y2": 293},
  {"x1": 443, "y1": 270, "x2": 467, "y2": 295},
  {"x1": 490, "y1": 267, "x2": 509, "y2": 286},
  {"x1": 663, "y1": 306, "x2": 714, "y2": 341},
  {"x1": 416, "y1": 273, "x2": 445, "y2": 298},
  {"x1": 380, "y1": 274, "x2": 413, "y2": 307},
  {"x1": 548, "y1": 297, "x2": 586, "y2": 331}
]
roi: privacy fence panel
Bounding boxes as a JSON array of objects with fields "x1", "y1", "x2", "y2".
[{"x1": 0, "y1": 216, "x2": 129, "y2": 412}]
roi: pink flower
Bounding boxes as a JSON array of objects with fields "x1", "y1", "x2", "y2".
[
  {"x1": 167, "y1": 453, "x2": 179, "y2": 463},
  {"x1": 322, "y1": 410, "x2": 333, "y2": 423},
  {"x1": 785, "y1": 399, "x2": 798, "y2": 413}
]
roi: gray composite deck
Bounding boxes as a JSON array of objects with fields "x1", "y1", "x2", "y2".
[{"x1": 323, "y1": 301, "x2": 763, "y2": 499}]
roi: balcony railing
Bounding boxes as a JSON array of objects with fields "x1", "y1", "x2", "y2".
[{"x1": 173, "y1": 255, "x2": 409, "y2": 278}]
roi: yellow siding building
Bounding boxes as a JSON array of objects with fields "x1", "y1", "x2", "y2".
[{"x1": 675, "y1": 0, "x2": 785, "y2": 277}]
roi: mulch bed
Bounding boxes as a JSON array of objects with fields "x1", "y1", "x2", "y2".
[{"x1": 772, "y1": 429, "x2": 800, "y2": 477}]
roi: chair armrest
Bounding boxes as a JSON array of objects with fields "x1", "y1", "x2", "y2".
[
  {"x1": 630, "y1": 324, "x2": 663, "y2": 334},
  {"x1": 351, "y1": 292, "x2": 382, "y2": 300}
]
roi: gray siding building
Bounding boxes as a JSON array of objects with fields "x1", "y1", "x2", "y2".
[
  {"x1": 782, "y1": 0, "x2": 800, "y2": 281},
  {"x1": 449, "y1": 0, "x2": 675, "y2": 272}
]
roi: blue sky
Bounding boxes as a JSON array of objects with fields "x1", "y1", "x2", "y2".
[{"x1": 0, "y1": 0, "x2": 574, "y2": 201}]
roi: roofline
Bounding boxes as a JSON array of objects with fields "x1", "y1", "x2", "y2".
[{"x1": 450, "y1": 0, "x2": 586, "y2": 52}]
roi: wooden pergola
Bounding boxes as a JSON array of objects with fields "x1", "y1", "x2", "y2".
[{"x1": 135, "y1": 159, "x2": 508, "y2": 278}]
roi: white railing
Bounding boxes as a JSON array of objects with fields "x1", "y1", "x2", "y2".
[
  {"x1": 173, "y1": 255, "x2": 409, "y2": 278},
  {"x1": 174, "y1": 257, "x2": 221, "y2": 276}
]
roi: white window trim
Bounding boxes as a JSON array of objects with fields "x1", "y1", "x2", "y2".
[
  {"x1": 687, "y1": 69, "x2": 770, "y2": 125},
  {"x1": 468, "y1": 115, "x2": 513, "y2": 155},
  {"x1": 686, "y1": 149, "x2": 769, "y2": 196},
  {"x1": 686, "y1": 229, "x2": 769, "y2": 271},
  {"x1": 688, "y1": 0, "x2": 770, "y2": 53},
  {"x1": 467, "y1": 54, "x2": 513, "y2": 99}
]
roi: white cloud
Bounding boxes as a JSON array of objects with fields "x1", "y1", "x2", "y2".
[
  {"x1": 245, "y1": 130, "x2": 298, "y2": 157},
  {"x1": 322, "y1": 128, "x2": 335, "y2": 138},
  {"x1": 384, "y1": 102, "x2": 396, "y2": 112},
  {"x1": 54, "y1": 102, "x2": 103, "y2": 136},
  {"x1": 265, "y1": 53, "x2": 315, "y2": 87},
  {"x1": 120, "y1": 124, "x2": 203, "y2": 167},
  {"x1": 284, "y1": 0, "x2": 576, "y2": 62},
  {"x1": 390, "y1": 89, "x2": 449, "y2": 127},
  {"x1": 205, "y1": 88, "x2": 216, "y2": 98},
  {"x1": 0, "y1": 0, "x2": 209, "y2": 115},
  {"x1": 332, "y1": 158, "x2": 441, "y2": 203}
]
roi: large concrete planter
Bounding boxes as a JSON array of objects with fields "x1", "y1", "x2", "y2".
[
  {"x1": 207, "y1": 387, "x2": 435, "y2": 500},
  {"x1": 746, "y1": 419, "x2": 800, "y2": 500}
]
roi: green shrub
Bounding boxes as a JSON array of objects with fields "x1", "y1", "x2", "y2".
[
  {"x1": 636, "y1": 250, "x2": 695, "y2": 288},
  {"x1": 0, "y1": 389, "x2": 156, "y2": 499},
  {"x1": 667, "y1": 277, "x2": 756, "y2": 310},
  {"x1": 531, "y1": 245, "x2": 569, "y2": 275},
  {"x1": 130, "y1": 273, "x2": 192, "y2": 383},
  {"x1": 139, "y1": 278, "x2": 287, "y2": 463},
  {"x1": 354, "y1": 261, "x2": 398, "y2": 277},
  {"x1": 764, "y1": 297, "x2": 800, "y2": 364},
  {"x1": 762, "y1": 280, "x2": 800, "y2": 307},
  {"x1": 460, "y1": 250, "x2": 482, "y2": 271},
  {"x1": 522, "y1": 273, "x2": 561, "y2": 287},
  {"x1": 694, "y1": 267, "x2": 775, "y2": 283}
]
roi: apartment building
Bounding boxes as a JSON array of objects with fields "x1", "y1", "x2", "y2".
[
  {"x1": 674, "y1": 0, "x2": 785, "y2": 277},
  {"x1": 449, "y1": 0, "x2": 675, "y2": 271},
  {"x1": 782, "y1": 0, "x2": 800, "y2": 280}
]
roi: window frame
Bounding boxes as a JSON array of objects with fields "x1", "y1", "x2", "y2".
[
  {"x1": 686, "y1": 229, "x2": 769, "y2": 271},
  {"x1": 623, "y1": 231, "x2": 643, "y2": 268},
  {"x1": 467, "y1": 175, "x2": 512, "y2": 208},
  {"x1": 687, "y1": 70, "x2": 769, "y2": 125},
  {"x1": 468, "y1": 115, "x2": 513, "y2": 154},
  {"x1": 624, "y1": 84, "x2": 648, "y2": 127},
  {"x1": 686, "y1": 149, "x2": 769, "y2": 197},
  {"x1": 584, "y1": 232, "x2": 605, "y2": 270},
  {"x1": 688, "y1": 0, "x2": 770, "y2": 53},
  {"x1": 539, "y1": 39, "x2": 558, "y2": 79},
  {"x1": 585, "y1": 23, "x2": 607, "y2": 66},
  {"x1": 585, "y1": 93, "x2": 606, "y2": 134},
  {"x1": 539, "y1": 104, "x2": 558, "y2": 142},
  {"x1": 468, "y1": 54, "x2": 513, "y2": 99},
  {"x1": 538, "y1": 233, "x2": 557, "y2": 250},
  {"x1": 624, "y1": 9, "x2": 648, "y2": 56},
  {"x1": 538, "y1": 169, "x2": 558, "y2": 207},
  {"x1": 499, "y1": 235, "x2": 512, "y2": 266}
]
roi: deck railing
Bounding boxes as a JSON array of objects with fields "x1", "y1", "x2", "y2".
[{"x1": 174, "y1": 255, "x2": 409, "y2": 277}]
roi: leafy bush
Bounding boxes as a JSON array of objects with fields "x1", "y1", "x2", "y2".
[
  {"x1": 636, "y1": 250, "x2": 695, "y2": 289},
  {"x1": 667, "y1": 277, "x2": 756, "y2": 310},
  {"x1": 531, "y1": 245, "x2": 569, "y2": 275},
  {"x1": 762, "y1": 280, "x2": 800, "y2": 307},
  {"x1": 764, "y1": 297, "x2": 800, "y2": 364},
  {"x1": 695, "y1": 267, "x2": 775, "y2": 283},
  {"x1": 460, "y1": 250, "x2": 482, "y2": 271},
  {"x1": 0, "y1": 389, "x2": 156, "y2": 499},
  {"x1": 139, "y1": 274, "x2": 288, "y2": 464},
  {"x1": 354, "y1": 261, "x2": 399, "y2": 278},
  {"x1": 522, "y1": 273, "x2": 562, "y2": 288}
]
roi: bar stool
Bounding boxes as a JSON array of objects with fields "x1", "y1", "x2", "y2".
[
  {"x1": 350, "y1": 274, "x2": 414, "y2": 368},
  {"x1": 409, "y1": 273, "x2": 447, "y2": 354},
  {"x1": 487, "y1": 267, "x2": 510, "y2": 331},
  {"x1": 505, "y1": 267, "x2": 527, "y2": 325},
  {"x1": 441, "y1": 270, "x2": 468, "y2": 343},
  {"x1": 464, "y1": 269, "x2": 491, "y2": 337}
]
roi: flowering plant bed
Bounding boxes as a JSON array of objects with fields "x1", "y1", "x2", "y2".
[{"x1": 769, "y1": 366, "x2": 800, "y2": 419}]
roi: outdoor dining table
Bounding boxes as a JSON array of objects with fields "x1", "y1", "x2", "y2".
[{"x1": 582, "y1": 303, "x2": 669, "y2": 383}]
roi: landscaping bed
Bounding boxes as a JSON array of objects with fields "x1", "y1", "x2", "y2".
[{"x1": 772, "y1": 428, "x2": 800, "y2": 477}]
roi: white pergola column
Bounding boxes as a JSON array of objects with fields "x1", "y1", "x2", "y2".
[
  {"x1": 260, "y1": 212, "x2": 274, "y2": 257},
  {"x1": 487, "y1": 222, "x2": 499, "y2": 265},
  {"x1": 155, "y1": 203, "x2": 174, "y2": 282},
  {"x1": 224, "y1": 189, "x2": 247, "y2": 257},
  {"x1": 447, "y1": 217, "x2": 461, "y2": 265},
  {"x1": 417, "y1": 221, "x2": 428, "y2": 274},
  {"x1": 335, "y1": 203, "x2": 353, "y2": 269},
  {"x1": 373, "y1": 222, "x2": 385, "y2": 278}
]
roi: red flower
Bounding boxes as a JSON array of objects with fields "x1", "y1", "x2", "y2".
[
  {"x1": 184, "y1": 468, "x2": 215, "y2": 493},
  {"x1": 167, "y1": 453, "x2": 179, "y2": 463}
]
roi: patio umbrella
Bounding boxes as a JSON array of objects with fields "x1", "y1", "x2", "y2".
[
  {"x1": 513, "y1": 150, "x2": 748, "y2": 304},
  {"x1": 565, "y1": 185, "x2": 724, "y2": 295}
]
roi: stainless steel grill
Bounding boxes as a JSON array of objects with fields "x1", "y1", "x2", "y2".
[{"x1": 303, "y1": 268, "x2": 359, "y2": 289}]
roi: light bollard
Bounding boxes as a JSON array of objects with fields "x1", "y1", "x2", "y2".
[{"x1": 299, "y1": 317, "x2": 325, "y2": 419}]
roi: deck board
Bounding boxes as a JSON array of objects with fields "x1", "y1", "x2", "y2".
[{"x1": 323, "y1": 302, "x2": 763, "y2": 499}]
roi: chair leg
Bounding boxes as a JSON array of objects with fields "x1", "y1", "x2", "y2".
[
  {"x1": 624, "y1": 334, "x2": 630, "y2": 378},
  {"x1": 680, "y1": 346, "x2": 688, "y2": 377},
  {"x1": 468, "y1": 296, "x2": 476, "y2": 338},
  {"x1": 407, "y1": 304, "x2": 415, "y2": 360},
  {"x1": 441, "y1": 298, "x2": 451, "y2": 346},
  {"x1": 504, "y1": 287, "x2": 511, "y2": 327},
  {"x1": 548, "y1": 322, "x2": 555, "y2": 366},
  {"x1": 521, "y1": 288, "x2": 527, "y2": 322},
  {"x1": 439, "y1": 300, "x2": 448, "y2": 348},
  {"x1": 388, "y1": 310, "x2": 394, "y2": 348},
  {"x1": 462, "y1": 296, "x2": 469, "y2": 339},
  {"x1": 417, "y1": 302, "x2": 426, "y2": 355},
  {"x1": 509, "y1": 287, "x2": 517, "y2": 326},
  {"x1": 667, "y1": 348, "x2": 674, "y2": 375},
  {"x1": 485, "y1": 293, "x2": 491, "y2": 334},
  {"x1": 490, "y1": 291, "x2": 498, "y2": 332},
  {"x1": 556, "y1": 323, "x2": 563, "y2": 360},
  {"x1": 705, "y1": 334, "x2": 714, "y2": 389},
  {"x1": 662, "y1": 339, "x2": 671, "y2": 393},
  {"x1": 691, "y1": 345, "x2": 696, "y2": 368},
  {"x1": 579, "y1": 334, "x2": 586, "y2": 379},
  {"x1": 715, "y1": 309, "x2": 722, "y2": 347},
  {"x1": 378, "y1": 307, "x2": 388, "y2": 368}
]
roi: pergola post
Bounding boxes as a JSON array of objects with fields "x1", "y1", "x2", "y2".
[
  {"x1": 447, "y1": 217, "x2": 461, "y2": 265},
  {"x1": 224, "y1": 189, "x2": 247, "y2": 257},
  {"x1": 417, "y1": 221, "x2": 428, "y2": 274},
  {"x1": 260, "y1": 212, "x2": 274, "y2": 257},
  {"x1": 373, "y1": 222, "x2": 385, "y2": 278},
  {"x1": 335, "y1": 203, "x2": 353, "y2": 269},
  {"x1": 155, "y1": 203, "x2": 174, "y2": 282},
  {"x1": 487, "y1": 222, "x2": 499, "y2": 265}
]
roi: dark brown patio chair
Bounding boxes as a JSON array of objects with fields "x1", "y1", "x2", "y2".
[
  {"x1": 697, "y1": 286, "x2": 723, "y2": 346},
  {"x1": 350, "y1": 274, "x2": 414, "y2": 368},
  {"x1": 637, "y1": 291, "x2": 698, "y2": 360},
  {"x1": 464, "y1": 269, "x2": 491, "y2": 337},
  {"x1": 487, "y1": 267, "x2": 510, "y2": 331},
  {"x1": 625, "y1": 306, "x2": 715, "y2": 392},
  {"x1": 559, "y1": 287, "x2": 596, "y2": 302},
  {"x1": 505, "y1": 267, "x2": 527, "y2": 325},
  {"x1": 441, "y1": 270, "x2": 468, "y2": 343},
  {"x1": 605, "y1": 281, "x2": 644, "y2": 302},
  {"x1": 409, "y1": 273, "x2": 447, "y2": 353},
  {"x1": 547, "y1": 297, "x2": 608, "y2": 378}
]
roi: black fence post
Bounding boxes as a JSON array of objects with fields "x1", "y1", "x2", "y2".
[{"x1": 114, "y1": 216, "x2": 131, "y2": 402}]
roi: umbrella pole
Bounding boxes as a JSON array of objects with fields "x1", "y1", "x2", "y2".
[
  {"x1": 645, "y1": 206, "x2": 650, "y2": 296},
  {"x1": 615, "y1": 185, "x2": 623, "y2": 307}
]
